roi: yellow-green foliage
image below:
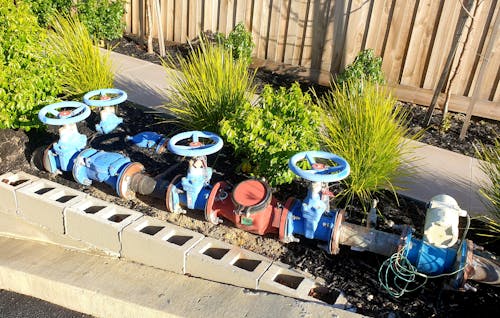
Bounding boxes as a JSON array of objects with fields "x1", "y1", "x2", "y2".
[
  {"x1": 46, "y1": 15, "x2": 114, "y2": 98},
  {"x1": 319, "y1": 81, "x2": 416, "y2": 207},
  {"x1": 476, "y1": 137, "x2": 500, "y2": 220},
  {"x1": 162, "y1": 42, "x2": 255, "y2": 133},
  {"x1": 0, "y1": 0, "x2": 62, "y2": 130}
]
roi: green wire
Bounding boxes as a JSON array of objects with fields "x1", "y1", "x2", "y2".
[{"x1": 378, "y1": 215, "x2": 470, "y2": 298}]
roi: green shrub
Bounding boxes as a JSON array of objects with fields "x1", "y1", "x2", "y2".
[
  {"x1": 221, "y1": 83, "x2": 321, "y2": 186},
  {"x1": 0, "y1": 0, "x2": 62, "y2": 130},
  {"x1": 215, "y1": 22, "x2": 254, "y2": 64},
  {"x1": 319, "y1": 80, "x2": 415, "y2": 207},
  {"x1": 25, "y1": 0, "x2": 72, "y2": 27},
  {"x1": 336, "y1": 49, "x2": 384, "y2": 89},
  {"x1": 163, "y1": 42, "x2": 255, "y2": 133},
  {"x1": 46, "y1": 15, "x2": 114, "y2": 99},
  {"x1": 475, "y1": 137, "x2": 500, "y2": 220},
  {"x1": 76, "y1": 0, "x2": 126, "y2": 42}
]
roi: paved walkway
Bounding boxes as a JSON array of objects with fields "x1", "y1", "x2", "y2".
[{"x1": 108, "y1": 50, "x2": 491, "y2": 216}]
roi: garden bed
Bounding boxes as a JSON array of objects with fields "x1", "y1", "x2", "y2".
[{"x1": 1, "y1": 99, "x2": 498, "y2": 318}]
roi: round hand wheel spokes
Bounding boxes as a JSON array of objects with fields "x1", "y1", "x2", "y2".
[
  {"x1": 288, "y1": 150, "x2": 350, "y2": 183},
  {"x1": 38, "y1": 101, "x2": 91, "y2": 126},
  {"x1": 167, "y1": 131, "x2": 223, "y2": 157},
  {"x1": 83, "y1": 88, "x2": 127, "y2": 107}
]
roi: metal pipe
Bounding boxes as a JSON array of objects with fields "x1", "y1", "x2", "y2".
[
  {"x1": 469, "y1": 253, "x2": 500, "y2": 285},
  {"x1": 129, "y1": 173, "x2": 158, "y2": 195},
  {"x1": 339, "y1": 222, "x2": 401, "y2": 256}
]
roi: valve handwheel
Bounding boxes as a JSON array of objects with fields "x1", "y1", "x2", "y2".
[
  {"x1": 168, "y1": 131, "x2": 223, "y2": 157},
  {"x1": 288, "y1": 150, "x2": 350, "y2": 183},
  {"x1": 83, "y1": 88, "x2": 127, "y2": 107},
  {"x1": 38, "y1": 101, "x2": 91, "y2": 126}
]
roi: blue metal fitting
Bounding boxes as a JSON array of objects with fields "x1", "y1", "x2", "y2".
[
  {"x1": 38, "y1": 102, "x2": 91, "y2": 173},
  {"x1": 83, "y1": 88, "x2": 127, "y2": 134},
  {"x1": 404, "y1": 231, "x2": 458, "y2": 275},
  {"x1": 282, "y1": 151, "x2": 350, "y2": 249},
  {"x1": 126, "y1": 131, "x2": 168, "y2": 153},
  {"x1": 165, "y1": 131, "x2": 223, "y2": 213},
  {"x1": 72, "y1": 148, "x2": 144, "y2": 199}
]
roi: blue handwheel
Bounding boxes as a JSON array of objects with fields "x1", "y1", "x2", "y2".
[
  {"x1": 83, "y1": 88, "x2": 127, "y2": 107},
  {"x1": 289, "y1": 151, "x2": 350, "y2": 183},
  {"x1": 38, "y1": 101, "x2": 91, "y2": 126},
  {"x1": 168, "y1": 131, "x2": 223, "y2": 157}
]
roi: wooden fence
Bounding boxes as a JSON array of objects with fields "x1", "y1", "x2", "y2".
[{"x1": 124, "y1": 0, "x2": 499, "y2": 120}]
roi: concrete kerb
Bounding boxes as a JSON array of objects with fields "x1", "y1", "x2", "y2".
[
  {"x1": 0, "y1": 237, "x2": 367, "y2": 318},
  {"x1": 0, "y1": 171, "x2": 39, "y2": 215},
  {"x1": 121, "y1": 215, "x2": 205, "y2": 274},
  {"x1": 65, "y1": 196, "x2": 143, "y2": 256},
  {"x1": 185, "y1": 237, "x2": 273, "y2": 290},
  {"x1": 15, "y1": 178, "x2": 86, "y2": 234}
]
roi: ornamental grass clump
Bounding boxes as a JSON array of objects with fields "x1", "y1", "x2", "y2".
[
  {"x1": 0, "y1": 0, "x2": 62, "y2": 130},
  {"x1": 474, "y1": 137, "x2": 500, "y2": 239},
  {"x1": 46, "y1": 15, "x2": 114, "y2": 99},
  {"x1": 319, "y1": 80, "x2": 416, "y2": 207},
  {"x1": 221, "y1": 83, "x2": 321, "y2": 186},
  {"x1": 162, "y1": 42, "x2": 255, "y2": 133}
]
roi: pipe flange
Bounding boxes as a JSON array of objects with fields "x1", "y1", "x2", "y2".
[
  {"x1": 165, "y1": 175, "x2": 183, "y2": 213},
  {"x1": 116, "y1": 162, "x2": 144, "y2": 199},
  {"x1": 42, "y1": 143, "x2": 55, "y2": 173},
  {"x1": 279, "y1": 198, "x2": 295, "y2": 242},
  {"x1": 205, "y1": 181, "x2": 227, "y2": 224},
  {"x1": 329, "y1": 209, "x2": 346, "y2": 255},
  {"x1": 460, "y1": 240, "x2": 475, "y2": 289}
]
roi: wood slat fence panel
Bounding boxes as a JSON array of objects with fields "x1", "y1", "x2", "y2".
[{"x1": 127, "y1": 0, "x2": 500, "y2": 120}]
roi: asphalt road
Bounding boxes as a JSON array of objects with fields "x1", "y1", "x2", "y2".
[{"x1": 0, "y1": 290, "x2": 93, "y2": 318}]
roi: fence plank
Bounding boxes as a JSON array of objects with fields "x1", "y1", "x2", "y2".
[
  {"x1": 476, "y1": 4, "x2": 499, "y2": 100},
  {"x1": 400, "y1": 0, "x2": 441, "y2": 87},
  {"x1": 267, "y1": 0, "x2": 283, "y2": 60},
  {"x1": 381, "y1": 0, "x2": 418, "y2": 85},
  {"x1": 257, "y1": 0, "x2": 271, "y2": 59},
  {"x1": 341, "y1": 0, "x2": 371, "y2": 71},
  {"x1": 290, "y1": 0, "x2": 309, "y2": 66},
  {"x1": 423, "y1": 0, "x2": 462, "y2": 90},
  {"x1": 301, "y1": 0, "x2": 314, "y2": 67},
  {"x1": 284, "y1": 0, "x2": 301, "y2": 64},
  {"x1": 125, "y1": 0, "x2": 132, "y2": 33},
  {"x1": 235, "y1": 0, "x2": 247, "y2": 24},
  {"x1": 364, "y1": 0, "x2": 391, "y2": 56}
]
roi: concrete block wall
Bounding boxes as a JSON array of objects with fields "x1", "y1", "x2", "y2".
[{"x1": 0, "y1": 171, "x2": 325, "y2": 302}]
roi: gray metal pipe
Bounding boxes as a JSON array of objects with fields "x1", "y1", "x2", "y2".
[
  {"x1": 339, "y1": 222, "x2": 401, "y2": 257},
  {"x1": 469, "y1": 253, "x2": 500, "y2": 285}
]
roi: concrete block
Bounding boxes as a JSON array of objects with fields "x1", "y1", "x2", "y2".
[
  {"x1": 65, "y1": 197, "x2": 143, "y2": 256},
  {"x1": 258, "y1": 262, "x2": 318, "y2": 300},
  {"x1": 185, "y1": 237, "x2": 272, "y2": 290},
  {"x1": 121, "y1": 216, "x2": 204, "y2": 274},
  {"x1": 0, "y1": 171, "x2": 39, "y2": 215},
  {"x1": 16, "y1": 179, "x2": 85, "y2": 234}
]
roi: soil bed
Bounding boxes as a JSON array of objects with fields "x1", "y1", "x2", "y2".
[{"x1": 1, "y1": 99, "x2": 498, "y2": 317}]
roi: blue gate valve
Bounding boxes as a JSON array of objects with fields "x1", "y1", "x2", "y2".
[
  {"x1": 283, "y1": 151, "x2": 350, "y2": 251},
  {"x1": 38, "y1": 101, "x2": 91, "y2": 174},
  {"x1": 166, "y1": 131, "x2": 223, "y2": 213},
  {"x1": 83, "y1": 88, "x2": 127, "y2": 134},
  {"x1": 126, "y1": 131, "x2": 168, "y2": 153},
  {"x1": 72, "y1": 148, "x2": 147, "y2": 199}
]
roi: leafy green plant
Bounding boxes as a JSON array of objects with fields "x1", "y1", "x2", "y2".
[
  {"x1": 0, "y1": 0, "x2": 62, "y2": 130},
  {"x1": 475, "y1": 137, "x2": 500, "y2": 221},
  {"x1": 336, "y1": 49, "x2": 384, "y2": 89},
  {"x1": 25, "y1": 0, "x2": 72, "y2": 27},
  {"x1": 76, "y1": 0, "x2": 126, "y2": 42},
  {"x1": 215, "y1": 22, "x2": 254, "y2": 64},
  {"x1": 46, "y1": 14, "x2": 114, "y2": 98},
  {"x1": 162, "y1": 42, "x2": 255, "y2": 133},
  {"x1": 319, "y1": 80, "x2": 416, "y2": 207},
  {"x1": 221, "y1": 83, "x2": 321, "y2": 186}
]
